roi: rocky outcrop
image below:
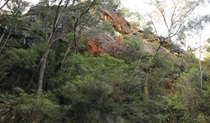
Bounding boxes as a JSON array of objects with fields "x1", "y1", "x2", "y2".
[
  {"x1": 24, "y1": 6, "x2": 43, "y2": 16},
  {"x1": 101, "y1": 10, "x2": 139, "y2": 35},
  {"x1": 24, "y1": 5, "x2": 64, "y2": 16},
  {"x1": 85, "y1": 33, "x2": 124, "y2": 56},
  {"x1": 23, "y1": 5, "x2": 184, "y2": 57},
  {"x1": 84, "y1": 9, "x2": 141, "y2": 56},
  {"x1": 83, "y1": 9, "x2": 184, "y2": 57}
]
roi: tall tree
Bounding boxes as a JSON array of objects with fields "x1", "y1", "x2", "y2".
[
  {"x1": 37, "y1": 0, "x2": 70, "y2": 98},
  {"x1": 147, "y1": 0, "x2": 205, "y2": 53},
  {"x1": 142, "y1": 0, "x2": 205, "y2": 95},
  {"x1": 36, "y1": 0, "x2": 112, "y2": 97},
  {"x1": 0, "y1": 0, "x2": 28, "y2": 53},
  {"x1": 187, "y1": 15, "x2": 210, "y2": 90}
]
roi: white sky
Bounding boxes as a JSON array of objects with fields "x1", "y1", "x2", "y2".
[{"x1": 28, "y1": 0, "x2": 39, "y2": 5}]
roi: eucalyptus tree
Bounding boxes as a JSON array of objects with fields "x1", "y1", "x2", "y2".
[
  {"x1": 36, "y1": 0, "x2": 95, "y2": 98},
  {"x1": 147, "y1": 0, "x2": 205, "y2": 53},
  {"x1": 0, "y1": 0, "x2": 29, "y2": 53},
  {"x1": 187, "y1": 15, "x2": 210, "y2": 90},
  {"x1": 36, "y1": 0, "x2": 123, "y2": 98},
  {"x1": 141, "y1": 0, "x2": 206, "y2": 95},
  {"x1": 0, "y1": 0, "x2": 29, "y2": 89}
]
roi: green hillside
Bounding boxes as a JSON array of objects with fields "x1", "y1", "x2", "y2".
[{"x1": 1, "y1": 0, "x2": 210, "y2": 123}]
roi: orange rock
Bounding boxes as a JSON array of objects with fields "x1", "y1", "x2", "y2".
[
  {"x1": 102, "y1": 10, "x2": 132, "y2": 34},
  {"x1": 84, "y1": 33, "x2": 124, "y2": 57},
  {"x1": 85, "y1": 39, "x2": 102, "y2": 56},
  {"x1": 114, "y1": 36, "x2": 123, "y2": 43}
]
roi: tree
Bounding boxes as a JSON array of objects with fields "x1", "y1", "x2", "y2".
[
  {"x1": 0, "y1": 0, "x2": 30, "y2": 90},
  {"x1": 0, "y1": 0, "x2": 9, "y2": 10},
  {"x1": 140, "y1": 0, "x2": 205, "y2": 96},
  {"x1": 36, "y1": 0, "x2": 106, "y2": 97},
  {"x1": 0, "y1": 0, "x2": 29, "y2": 53},
  {"x1": 54, "y1": 53, "x2": 128, "y2": 122},
  {"x1": 147, "y1": 0, "x2": 205, "y2": 53},
  {"x1": 37, "y1": 0, "x2": 68, "y2": 98},
  {"x1": 187, "y1": 15, "x2": 210, "y2": 90}
]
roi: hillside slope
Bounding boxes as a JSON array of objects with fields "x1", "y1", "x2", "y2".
[{"x1": 1, "y1": 2, "x2": 209, "y2": 123}]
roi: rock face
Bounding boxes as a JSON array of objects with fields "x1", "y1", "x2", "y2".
[
  {"x1": 84, "y1": 10, "x2": 140, "y2": 56},
  {"x1": 24, "y1": 6, "x2": 43, "y2": 16},
  {"x1": 85, "y1": 33, "x2": 124, "y2": 56},
  {"x1": 24, "y1": 5, "x2": 63, "y2": 16},
  {"x1": 101, "y1": 10, "x2": 133, "y2": 34},
  {"x1": 23, "y1": 5, "x2": 184, "y2": 57},
  {"x1": 84, "y1": 9, "x2": 184, "y2": 57}
]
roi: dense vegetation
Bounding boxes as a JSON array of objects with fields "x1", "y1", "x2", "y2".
[{"x1": 1, "y1": 0, "x2": 210, "y2": 123}]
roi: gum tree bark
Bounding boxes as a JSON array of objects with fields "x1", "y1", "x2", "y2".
[{"x1": 37, "y1": 0, "x2": 69, "y2": 98}]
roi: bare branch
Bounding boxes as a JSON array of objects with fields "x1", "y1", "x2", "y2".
[{"x1": 0, "y1": 0, "x2": 9, "y2": 11}]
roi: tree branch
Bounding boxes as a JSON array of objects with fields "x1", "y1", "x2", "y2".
[{"x1": 0, "y1": 0, "x2": 9, "y2": 11}]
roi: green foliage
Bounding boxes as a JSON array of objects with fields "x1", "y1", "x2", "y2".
[
  {"x1": 142, "y1": 23, "x2": 154, "y2": 39},
  {"x1": 117, "y1": 8, "x2": 130, "y2": 18},
  {"x1": 0, "y1": 48, "x2": 38, "y2": 90},
  {"x1": 102, "y1": 21, "x2": 115, "y2": 35},
  {"x1": 51, "y1": 53, "x2": 128, "y2": 122},
  {"x1": 6, "y1": 0, "x2": 29, "y2": 14},
  {"x1": 0, "y1": 87, "x2": 60, "y2": 123},
  {"x1": 130, "y1": 21, "x2": 140, "y2": 27},
  {"x1": 2, "y1": 0, "x2": 210, "y2": 122},
  {"x1": 103, "y1": 0, "x2": 121, "y2": 11},
  {"x1": 117, "y1": 8, "x2": 141, "y2": 28},
  {"x1": 161, "y1": 63, "x2": 210, "y2": 123},
  {"x1": 120, "y1": 35, "x2": 144, "y2": 62},
  {"x1": 4, "y1": 48, "x2": 38, "y2": 69}
]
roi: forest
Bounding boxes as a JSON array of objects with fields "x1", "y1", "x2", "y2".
[{"x1": 1, "y1": 0, "x2": 210, "y2": 123}]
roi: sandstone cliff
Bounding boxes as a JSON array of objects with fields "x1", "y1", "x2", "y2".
[
  {"x1": 82, "y1": 9, "x2": 184, "y2": 57},
  {"x1": 6, "y1": 5, "x2": 184, "y2": 58}
]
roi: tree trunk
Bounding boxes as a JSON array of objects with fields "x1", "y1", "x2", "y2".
[
  {"x1": 37, "y1": 49, "x2": 50, "y2": 98},
  {"x1": 199, "y1": 35, "x2": 203, "y2": 90},
  {"x1": 37, "y1": 0, "x2": 68, "y2": 98}
]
